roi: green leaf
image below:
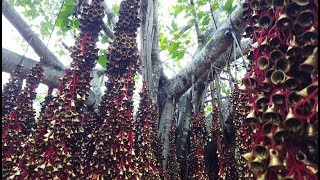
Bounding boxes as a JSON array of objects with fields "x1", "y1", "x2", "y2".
[
  {"x1": 71, "y1": 19, "x2": 80, "y2": 30},
  {"x1": 97, "y1": 56, "x2": 108, "y2": 68},
  {"x1": 112, "y1": 4, "x2": 120, "y2": 16},
  {"x1": 197, "y1": 11, "x2": 206, "y2": 19},
  {"x1": 174, "y1": 5, "x2": 184, "y2": 14},
  {"x1": 101, "y1": 35, "x2": 109, "y2": 44},
  {"x1": 212, "y1": 0, "x2": 219, "y2": 12},
  {"x1": 202, "y1": 15, "x2": 211, "y2": 26},
  {"x1": 171, "y1": 21, "x2": 178, "y2": 31}
]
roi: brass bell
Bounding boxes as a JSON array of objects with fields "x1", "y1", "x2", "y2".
[
  {"x1": 253, "y1": 144, "x2": 269, "y2": 160},
  {"x1": 242, "y1": 151, "x2": 255, "y2": 163},
  {"x1": 258, "y1": 56, "x2": 270, "y2": 70},
  {"x1": 269, "y1": 37, "x2": 281, "y2": 48},
  {"x1": 274, "y1": 126, "x2": 288, "y2": 144},
  {"x1": 261, "y1": 78, "x2": 272, "y2": 93},
  {"x1": 283, "y1": 174, "x2": 295, "y2": 180},
  {"x1": 302, "y1": 26, "x2": 318, "y2": 45},
  {"x1": 250, "y1": 11, "x2": 260, "y2": 24},
  {"x1": 286, "y1": 36, "x2": 301, "y2": 57},
  {"x1": 296, "y1": 81, "x2": 318, "y2": 98},
  {"x1": 270, "y1": 49, "x2": 284, "y2": 62},
  {"x1": 245, "y1": 109, "x2": 259, "y2": 126},
  {"x1": 275, "y1": 58, "x2": 291, "y2": 73},
  {"x1": 296, "y1": 10, "x2": 315, "y2": 28},
  {"x1": 259, "y1": 38, "x2": 271, "y2": 52},
  {"x1": 250, "y1": 158, "x2": 267, "y2": 175},
  {"x1": 257, "y1": 171, "x2": 268, "y2": 180},
  {"x1": 268, "y1": 149, "x2": 284, "y2": 171},
  {"x1": 271, "y1": 90, "x2": 285, "y2": 105},
  {"x1": 284, "y1": 108, "x2": 303, "y2": 133},
  {"x1": 271, "y1": 70, "x2": 286, "y2": 85},
  {"x1": 299, "y1": 48, "x2": 318, "y2": 74},
  {"x1": 276, "y1": 13, "x2": 293, "y2": 29},
  {"x1": 292, "y1": 0, "x2": 310, "y2": 6},
  {"x1": 253, "y1": 22, "x2": 261, "y2": 31},
  {"x1": 305, "y1": 120, "x2": 317, "y2": 140},
  {"x1": 288, "y1": 90, "x2": 303, "y2": 105},
  {"x1": 265, "y1": 66, "x2": 276, "y2": 80},
  {"x1": 258, "y1": 15, "x2": 272, "y2": 29},
  {"x1": 256, "y1": 93, "x2": 269, "y2": 109},
  {"x1": 262, "y1": 103, "x2": 280, "y2": 125},
  {"x1": 244, "y1": 73, "x2": 258, "y2": 88},
  {"x1": 283, "y1": 76, "x2": 299, "y2": 90},
  {"x1": 286, "y1": 2, "x2": 302, "y2": 17},
  {"x1": 250, "y1": 0, "x2": 260, "y2": 10},
  {"x1": 262, "y1": 122, "x2": 273, "y2": 139}
]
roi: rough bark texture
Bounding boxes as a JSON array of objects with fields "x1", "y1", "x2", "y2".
[
  {"x1": 2, "y1": 0, "x2": 65, "y2": 70},
  {"x1": 162, "y1": 2, "x2": 246, "y2": 99}
]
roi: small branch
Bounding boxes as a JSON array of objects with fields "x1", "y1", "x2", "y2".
[
  {"x1": 101, "y1": 22, "x2": 115, "y2": 39},
  {"x1": 101, "y1": 1, "x2": 118, "y2": 26},
  {"x1": 61, "y1": 41, "x2": 71, "y2": 52}
]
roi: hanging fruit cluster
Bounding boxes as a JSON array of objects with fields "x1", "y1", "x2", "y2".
[
  {"x1": 240, "y1": 0, "x2": 318, "y2": 179},
  {"x1": 231, "y1": 87, "x2": 255, "y2": 179},
  {"x1": 1, "y1": 0, "x2": 106, "y2": 179},
  {"x1": 2, "y1": 64, "x2": 23, "y2": 117},
  {"x1": 91, "y1": 0, "x2": 142, "y2": 179},
  {"x1": 2, "y1": 61, "x2": 44, "y2": 179},
  {"x1": 188, "y1": 112, "x2": 209, "y2": 180},
  {"x1": 167, "y1": 120, "x2": 181, "y2": 180}
]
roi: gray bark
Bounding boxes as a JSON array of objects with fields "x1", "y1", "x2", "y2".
[
  {"x1": 2, "y1": 0, "x2": 65, "y2": 70},
  {"x1": 101, "y1": 1, "x2": 119, "y2": 26},
  {"x1": 162, "y1": 2, "x2": 246, "y2": 99},
  {"x1": 159, "y1": 98, "x2": 174, "y2": 168},
  {"x1": 2, "y1": 48, "x2": 103, "y2": 107}
]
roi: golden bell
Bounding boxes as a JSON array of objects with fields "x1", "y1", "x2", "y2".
[
  {"x1": 258, "y1": 56, "x2": 270, "y2": 70},
  {"x1": 259, "y1": 15, "x2": 272, "y2": 29},
  {"x1": 238, "y1": 84, "x2": 248, "y2": 92},
  {"x1": 269, "y1": 37, "x2": 281, "y2": 48},
  {"x1": 271, "y1": 90, "x2": 285, "y2": 105},
  {"x1": 302, "y1": 26, "x2": 318, "y2": 45},
  {"x1": 241, "y1": 152, "x2": 255, "y2": 163},
  {"x1": 250, "y1": 0, "x2": 260, "y2": 10},
  {"x1": 256, "y1": 93, "x2": 269, "y2": 109},
  {"x1": 299, "y1": 47, "x2": 318, "y2": 74},
  {"x1": 261, "y1": 78, "x2": 272, "y2": 93},
  {"x1": 283, "y1": 76, "x2": 299, "y2": 90},
  {"x1": 286, "y1": 36, "x2": 301, "y2": 57},
  {"x1": 243, "y1": 26, "x2": 253, "y2": 38},
  {"x1": 292, "y1": 0, "x2": 310, "y2": 6},
  {"x1": 244, "y1": 73, "x2": 258, "y2": 88},
  {"x1": 271, "y1": 70, "x2": 287, "y2": 85},
  {"x1": 296, "y1": 81, "x2": 318, "y2": 98},
  {"x1": 259, "y1": 38, "x2": 271, "y2": 52},
  {"x1": 275, "y1": 58, "x2": 291, "y2": 73},
  {"x1": 270, "y1": 49, "x2": 284, "y2": 62},
  {"x1": 268, "y1": 149, "x2": 284, "y2": 171},
  {"x1": 245, "y1": 109, "x2": 259, "y2": 126},
  {"x1": 250, "y1": 11, "x2": 260, "y2": 24},
  {"x1": 253, "y1": 144, "x2": 269, "y2": 160},
  {"x1": 262, "y1": 103, "x2": 280, "y2": 125},
  {"x1": 283, "y1": 174, "x2": 295, "y2": 180},
  {"x1": 288, "y1": 90, "x2": 303, "y2": 105},
  {"x1": 286, "y1": 2, "x2": 302, "y2": 17},
  {"x1": 276, "y1": 13, "x2": 293, "y2": 29},
  {"x1": 262, "y1": 122, "x2": 273, "y2": 139},
  {"x1": 253, "y1": 22, "x2": 261, "y2": 31},
  {"x1": 265, "y1": 66, "x2": 276, "y2": 80},
  {"x1": 305, "y1": 120, "x2": 317, "y2": 140},
  {"x1": 274, "y1": 126, "x2": 288, "y2": 144},
  {"x1": 250, "y1": 158, "x2": 267, "y2": 174},
  {"x1": 296, "y1": 10, "x2": 314, "y2": 28},
  {"x1": 284, "y1": 108, "x2": 303, "y2": 133},
  {"x1": 257, "y1": 171, "x2": 268, "y2": 180}
]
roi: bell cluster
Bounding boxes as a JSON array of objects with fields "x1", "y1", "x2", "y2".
[
  {"x1": 230, "y1": 89, "x2": 255, "y2": 179},
  {"x1": 240, "y1": 0, "x2": 318, "y2": 179},
  {"x1": 167, "y1": 121, "x2": 182, "y2": 180},
  {"x1": 79, "y1": 0, "x2": 105, "y2": 37},
  {"x1": 2, "y1": 62, "x2": 44, "y2": 179},
  {"x1": 115, "y1": 0, "x2": 141, "y2": 33},
  {"x1": 2, "y1": 64, "x2": 23, "y2": 116},
  {"x1": 188, "y1": 113, "x2": 209, "y2": 180}
]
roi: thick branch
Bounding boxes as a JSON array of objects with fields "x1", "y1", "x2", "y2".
[
  {"x1": 101, "y1": 1, "x2": 118, "y2": 26},
  {"x1": 101, "y1": 22, "x2": 115, "y2": 39},
  {"x1": 2, "y1": 0, "x2": 65, "y2": 70},
  {"x1": 2, "y1": 48, "x2": 102, "y2": 107},
  {"x1": 163, "y1": 2, "x2": 246, "y2": 99}
]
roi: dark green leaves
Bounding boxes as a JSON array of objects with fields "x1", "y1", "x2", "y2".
[
  {"x1": 56, "y1": 0, "x2": 76, "y2": 33},
  {"x1": 97, "y1": 50, "x2": 108, "y2": 68},
  {"x1": 221, "y1": 0, "x2": 237, "y2": 15}
]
